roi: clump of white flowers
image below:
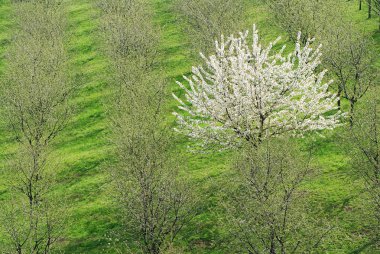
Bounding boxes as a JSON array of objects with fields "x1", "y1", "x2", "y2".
[{"x1": 173, "y1": 25, "x2": 342, "y2": 148}]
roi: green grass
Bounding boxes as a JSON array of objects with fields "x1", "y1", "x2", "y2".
[{"x1": 0, "y1": 0, "x2": 379, "y2": 253}]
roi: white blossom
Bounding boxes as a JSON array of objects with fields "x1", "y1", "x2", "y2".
[{"x1": 173, "y1": 25, "x2": 343, "y2": 148}]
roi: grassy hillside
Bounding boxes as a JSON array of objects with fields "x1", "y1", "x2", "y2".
[{"x1": 0, "y1": 0, "x2": 379, "y2": 253}]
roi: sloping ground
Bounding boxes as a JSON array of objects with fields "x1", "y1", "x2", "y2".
[
  {"x1": 54, "y1": 0, "x2": 113, "y2": 251},
  {"x1": 0, "y1": 0, "x2": 115, "y2": 251},
  {"x1": 0, "y1": 0, "x2": 378, "y2": 253},
  {"x1": 0, "y1": 1, "x2": 13, "y2": 159}
]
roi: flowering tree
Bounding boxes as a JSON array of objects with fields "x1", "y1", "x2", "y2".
[{"x1": 173, "y1": 25, "x2": 342, "y2": 148}]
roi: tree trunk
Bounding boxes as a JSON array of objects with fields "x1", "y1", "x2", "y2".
[
  {"x1": 369, "y1": 0, "x2": 372, "y2": 18},
  {"x1": 270, "y1": 230, "x2": 276, "y2": 254},
  {"x1": 359, "y1": 0, "x2": 362, "y2": 10},
  {"x1": 257, "y1": 114, "x2": 265, "y2": 144},
  {"x1": 337, "y1": 86, "x2": 342, "y2": 111},
  {"x1": 349, "y1": 99, "x2": 355, "y2": 127}
]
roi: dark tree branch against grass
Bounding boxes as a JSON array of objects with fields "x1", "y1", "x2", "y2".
[
  {"x1": 98, "y1": 1, "x2": 197, "y2": 253},
  {"x1": 223, "y1": 138, "x2": 331, "y2": 253},
  {"x1": 349, "y1": 95, "x2": 380, "y2": 250},
  {"x1": 359, "y1": 0, "x2": 380, "y2": 29},
  {"x1": 266, "y1": 0, "x2": 338, "y2": 45},
  {"x1": 320, "y1": 20, "x2": 376, "y2": 124},
  {"x1": 374, "y1": 0, "x2": 380, "y2": 29},
  {"x1": 0, "y1": 0, "x2": 73, "y2": 253},
  {"x1": 174, "y1": 0, "x2": 245, "y2": 57},
  {"x1": 367, "y1": 0, "x2": 372, "y2": 18}
]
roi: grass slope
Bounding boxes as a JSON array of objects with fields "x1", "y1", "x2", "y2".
[{"x1": 0, "y1": 0, "x2": 379, "y2": 253}]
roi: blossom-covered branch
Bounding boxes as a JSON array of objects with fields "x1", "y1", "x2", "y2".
[{"x1": 173, "y1": 25, "x2": 342, "y2": 148}]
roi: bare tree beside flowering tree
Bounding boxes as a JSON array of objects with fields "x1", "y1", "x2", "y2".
[{"x1": 173, "y1": 25, "x2": 343, "y2": 148}]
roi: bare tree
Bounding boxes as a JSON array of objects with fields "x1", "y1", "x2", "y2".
[
  {"x1": 0, "y1": 150, "x2": 66, "y2": 254},
  {"x1": 320, "y1": 20, "x2": 376, "y2": 125},
  {"x1": 109, "y1": 75, "x2": 196, "y2": 254},
  {"x1": 98, "y1": 1, "x2": 197, "y2": 253},
  {"x1": 174, "y1": 0, "x2": 245, "y2": 56},
  {"x1": 98, "y1": 0, "x2": 159, "y2": 72},
  {"x1": 0, "y1": 0, "x2": 72, "y2": 252},
  {"x1": 266, "y1": 0, "x2": 337, "y2": 44},
  {"x1": 349, "y1": 95, "x2": 380, "y2": 248},
  {"x1": 224, "y1": 138, "x2": 330, "y2": 253}
]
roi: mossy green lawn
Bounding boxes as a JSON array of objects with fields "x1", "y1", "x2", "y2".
[{"x1": 0, "y1": 0, "x2": 379, "y2": 253}]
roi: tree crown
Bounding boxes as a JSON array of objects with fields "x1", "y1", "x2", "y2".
[{"x1": 174, "y1": 25, "x2": 343, "y2": 148}]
